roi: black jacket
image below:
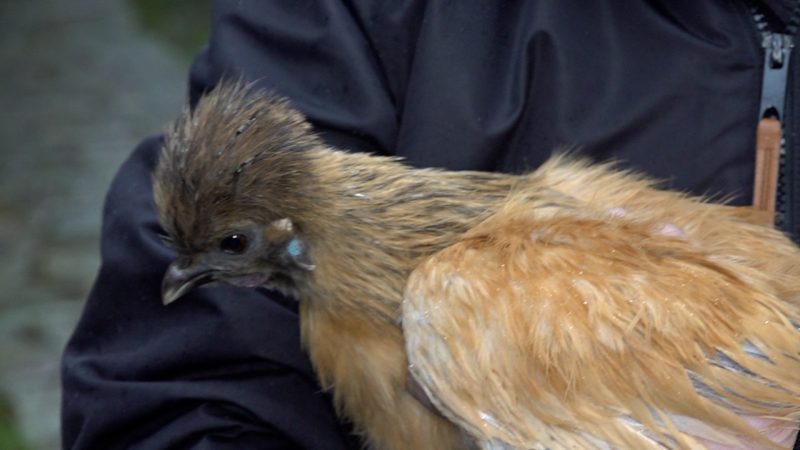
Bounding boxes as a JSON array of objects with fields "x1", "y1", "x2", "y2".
[{"x1": 62, "y1": 1, "x2": 799, "y2": 448}]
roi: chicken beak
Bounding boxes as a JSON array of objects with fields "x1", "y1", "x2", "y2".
[{"x1": 161, "y1": 258, "x2": 216, "y2": 305}]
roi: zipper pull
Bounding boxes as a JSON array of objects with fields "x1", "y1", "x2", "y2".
[
  {"x1": 753, "y1": 33, "x2": 793, "y2": 219},
  {"x1": 758, "y1": 33, "x2": 793, "y2": 119}
]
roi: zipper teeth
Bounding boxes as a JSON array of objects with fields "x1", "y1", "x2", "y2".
[
  {"x1": 788, "y1": 2, "x2": 800, "y2": 35},
  {"x1": 749, "y1": 1, "x2": 800, "y2": 37},
  {"x1": 787, "y1": 0, "x2": 798, "y2": 233},
  {"x1": 777, "y1": 138, "x2": 788, "y2": 228},
  {"x1": 751, "y1": 11, "x2": 771, "y2": 36}
]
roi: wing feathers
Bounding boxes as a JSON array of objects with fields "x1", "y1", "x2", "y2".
[{"x1": 403, "y1": 160, "x2": 800, "y2": 449}]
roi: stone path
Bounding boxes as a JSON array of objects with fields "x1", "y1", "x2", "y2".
[{"x1": 0, "y1": 1, "x2": 191, "y2": 447}]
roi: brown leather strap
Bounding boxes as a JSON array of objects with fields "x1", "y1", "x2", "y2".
[{"x1": 752, "y1": 116, "x2": 782, "y2": 222}]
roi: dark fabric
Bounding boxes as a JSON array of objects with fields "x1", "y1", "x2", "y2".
[{"x1": 62, "y1": 1, "x2": 798, "y2": 448}]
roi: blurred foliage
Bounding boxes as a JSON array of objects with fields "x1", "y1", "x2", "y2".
[
  {"x1": 128, "y1": 0, "x2": 213, "y2": 59},
  {"x1": 0, "y1": 395, "x2": 28, "y2": 450}
]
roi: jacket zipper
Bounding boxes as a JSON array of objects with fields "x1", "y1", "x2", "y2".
[{"x1": 746, "y1": 1, "x2": 797, "y2": 238}]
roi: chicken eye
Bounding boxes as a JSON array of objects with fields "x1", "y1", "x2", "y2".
[{"x1": 220, "y1": 233, "x2": 248, "y2": 254}]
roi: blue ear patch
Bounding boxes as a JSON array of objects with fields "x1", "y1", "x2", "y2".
[{"x1": 287, "y1": 238, "x2": 303, "y2": 258}]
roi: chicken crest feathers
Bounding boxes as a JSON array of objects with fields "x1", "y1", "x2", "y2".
[{"x1": 153, "y1": 82, "x2": 321, "y2": 252}]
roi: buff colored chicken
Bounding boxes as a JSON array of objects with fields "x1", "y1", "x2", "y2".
[{"x1": 154, "y1": 82, "x2": 800, "y2": 449}]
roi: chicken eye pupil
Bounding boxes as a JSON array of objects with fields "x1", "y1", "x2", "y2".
[{"x1": 220, "y1": 234, "x2": 248, "y2": 254}]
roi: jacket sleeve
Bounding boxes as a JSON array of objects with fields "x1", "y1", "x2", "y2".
[{"x1": 61, "y1": 0, "x2": 399, "y2": 448}]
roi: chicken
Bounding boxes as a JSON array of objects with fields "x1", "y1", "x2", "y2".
[{"x1": 153, "y1": 82, "x2": 800, "y2": 449}]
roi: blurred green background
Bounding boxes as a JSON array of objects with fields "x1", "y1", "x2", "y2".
[
  {"x1": 0, "y1": 0, "x2": 211, "y2": 448},
  {"x1": 130, "y1": 0, "x2": 213, "y2": 57}
]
